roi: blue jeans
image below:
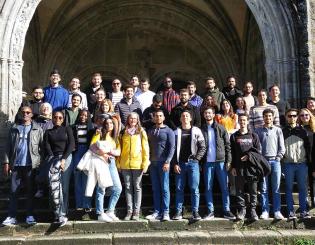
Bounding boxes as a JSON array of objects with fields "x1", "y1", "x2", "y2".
[
  {"x1": 149, "y1": 161, "x2": 170, "y2": 214},
  {"x1": 260, "y1": 160, "x2": 281, "y2": 213},
  {"x1": 60, "y1": 154, "x2": 72, "y2": 217},
  {"x1": 95, "y1": 158, "x2": 122, "y2": 214},
  {"x1": 203, "y1": 161, "x2": 230, "y2": 212},
  {"x1": 175, "y1": 160, "x2": 200, "y2": 213},
  {"x1": 284, "y1": 162, "x2": 308, "y2": 213},
  {"x1": 72, "y1": 144, "x2": 91, "y2": 209}
]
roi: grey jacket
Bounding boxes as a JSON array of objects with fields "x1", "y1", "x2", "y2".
[
  {"x1": 174, "y1": 126, "x2": 206, "y2": 163},
  {"x1": 2, "y1": 122, "x2": 43, "y2": 169}
]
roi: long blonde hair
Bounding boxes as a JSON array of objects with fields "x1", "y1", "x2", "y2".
[{"x1": 299, "y1": 108, "x2": 315, "y2": 132}]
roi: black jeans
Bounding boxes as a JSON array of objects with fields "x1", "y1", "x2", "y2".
[
  {"x1": 235, "y1": 175, "x2": 258, "y2": 211},
  {"x1": 8, "y1": 166, "x2": 34, "y2": 217}
]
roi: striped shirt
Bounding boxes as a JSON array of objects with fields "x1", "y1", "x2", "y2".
[{"x1": 249, "y1": 104, "x2": 280, "y2": 131}]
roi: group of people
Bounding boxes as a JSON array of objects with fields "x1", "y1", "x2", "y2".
[{"x1": 1, "y1": 70, "x2": 315, "y2": 227}]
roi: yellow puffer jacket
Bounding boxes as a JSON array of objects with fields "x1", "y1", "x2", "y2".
[{"x1": 117, "y1": 128, "x2": 150, "y2": 170}]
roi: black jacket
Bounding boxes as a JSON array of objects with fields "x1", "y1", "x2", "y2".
[
  {"x1": 169, "y1": 102, "x2": 201, "y2": 129},
  {"x1": 142, "y1": 105, "x2": 170, "y2": 130},
  {"x1": 85, "y1": 84, "x2": 105, "y2": 113},
  {"x1": 244, "y1": 148, "x2": 271, "y2": 180},
  {"x1": 222, "y1": 87, "x2": 243, "y2": 110},
  {"x1": 201, "y1": 121, "x2": 231, "y2": 164}
]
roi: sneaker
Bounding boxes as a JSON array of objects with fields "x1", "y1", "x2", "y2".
[
  {"x1": 124, "y1": 212, "x2": 132, "y2": 221},
  {"x1": 162, "y1": 213, "x2": 170, "y2": 221},
  {"x1": 173, "y1": 211, "x2": 183, "y2": 220},
  {"x1": 236, "y1": 209, "x2": 246, "y2": 221},
  {"x1": 98, "y1": 213, "x2": 112, "y2": 222},
  {"x1": 131, "y1": 212, "x2": 140, "y2": 221},
  {"x1": 26, "y1": 216, "x2": 36, "y2": 225},
  {"x1": 204, "y1": 211, "x2": 214, "y2": 220},
  {"x1": 34, "y1": 190, "x2": 43, "y2": 198},
  {"x1": 192, "y1": 211, "x2": 202, "y2": 221},
  {"x1": 106, "y1": 211, "x2": 119, "y2": 221},
  {"x1": 2, "y1": 217, "x2": 17, "y2": 226},
  {"x1": 260, "y1": 211, "x2": 269, "y2": 220},
  {"x1": 145, "y1": 212, "x2": 161, "y2": 221},
  {"x1": 249, "y1": 209, "x2": 259, "y2": 221},
  {"x1": 223, "y1": 211, "x2": 236, "y2": 220},
  {"x1": 84, "y1": 208, "x2": 92, "y2": 213},
  {"x1": 300, "y1": 211, "x2": 311, "y2": 219},
  {"x1": 274, "y1": 211, "x2": 285, "y2": 220},
  {"x1": 59, "y1": 216, "x2": 68, "y2": 227},
  {"x1": 288, "y1": 211, "x2": 297, "y2": 220}
]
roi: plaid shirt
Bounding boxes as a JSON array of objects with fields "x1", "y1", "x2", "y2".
[{"x1": 162, "y1": 89, "x2": 179, "y2": 113}]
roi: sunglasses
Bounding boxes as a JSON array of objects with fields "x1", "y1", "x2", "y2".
[
  {"x1": 287, "y1": 114, "x2": 297, "y2": 118},
  {"x1": 21, "y1": 111, "x2": 31, "y2": 114},
  {"x1": 53, "y1": 116, "x2": 63, "y2": 120}
]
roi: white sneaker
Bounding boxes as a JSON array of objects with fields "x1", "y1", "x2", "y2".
[
  {"x1": 260, "y1": 211, "x2": 269, "y2": 220},
  {"x1": 59, "y1": 216, "x2": 68, "y2": 227},
  {"x1": 98, "y1": 213, "x2": 112, "y2": 222},
  {"x1": 26, "y1": 216, "x2": 36, "y2": 225},
  {"x1": 2, "y1": 217, "x2": 17, "y2": 226},
  {"x1": 274, "y1": 211, "x2": 285, "y2": 220},
  {"x1": 106, "y1": 211, "x2": 119, "y2": 221},
  {"x1": 145, "y1": 212, "x2": 161, "y2": 221}
]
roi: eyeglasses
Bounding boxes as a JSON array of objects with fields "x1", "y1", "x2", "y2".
[
  {"x1": 287, "y1": 114, "x2": 297, "y2": 118},
  {"x1": 53, "y1": 116, "x2": 63, "y2": 120},
  {"x1": 300, "y1": 114, "x2": 310, "y2": 117},
  {"x1": 21, "y1": 111, "x2": 31, "y2": 114}
]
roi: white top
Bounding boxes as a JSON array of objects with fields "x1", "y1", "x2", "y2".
[
  {"x1": 137, "y1": 90, "x2": 156, "y2": 112},
  {"x1": 68, "y1": 90, "x2": 88, "y2": 110},
  {"x1": 206, "y1": 124, "x2": 216, "y2": 162},
  {"x1": 111, "y1": 91, "x2": 124, "y2": 107}
]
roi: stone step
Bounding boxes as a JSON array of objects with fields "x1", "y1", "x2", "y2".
[{"x1": 0, "y1": 229, "x2": 315, "y2": 244}]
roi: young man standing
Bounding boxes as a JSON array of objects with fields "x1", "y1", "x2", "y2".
[
  {"x1": 222, "y1": 76, "x2": 243, "y2": 110},
  {"x1": 64, "y1": 93, "x2": 82, "y2": 126},
  {"x1": 230, "y1": 113, "x2": 262, "y2": 221},
  {"x1": 129, "y1": 75, "x2": 142, "y2": 97},
  {"x1": 146, "y1": 110, "x2": 175, "y2": 221},
  {"x1": 203, "y1": 77, "x2": 225, "y2": 106},
  {"x1": 137, "y1": 78, "x2": 156, "y2": 112},
  {"x1": 170, "y1": 88, "x2": 201, "y2": 129},
  {"x1": 282, "y1": 109, "x2": 312, "y2": 219},
  {"x1": 255, "y1": 109, "x2": 286, "y2": 220},
  {"x1": 158, "y1": 76, "x2": 179, "y2": 114},
  {"x1": 108, "y1": 79, "x2": 124, "y2": 107},
  {"x1": 249, "y1": 89, "x2": 280, "y2": 131},
  {"x1": 2, "y1": 106, "x2": 43, "y2": 225},
  {"x1": 44, "y1": 70, "x2": 69, "y2": 111},
  {"x1": 173, "y1": 110, "x2": 206, "y2": 221},
  {"x1": 68, "y1": 77, "x2": 88, "y2": 110},
  {"x1": 242, "y1": 81, "x2": 258, "y2": 113},
  {"x1": 187, "y1": 81, "x2": 203, "y2": 108},
  {"x1": 114, "y1": 84, "x2": 142, "y2": 126},
  {"x1": 85, "y1": 73, "x2": 104, "y2": 113},
  {"x1": 201, "y1": 106, "x2": 235, "y2": 220},
  {"x1": 268, "y1": 84, "x2": 290, "y2": 127}
]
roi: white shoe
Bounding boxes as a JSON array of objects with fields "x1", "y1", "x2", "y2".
[
  {"x1": 106, "y1": 211, "x2": 119, "y2": 221},
  {"x1": 260, "y1": 211, "x2": 269, "y2": 220},
  {"x1": 274, "y1": 211, "x2": 285, "y2": 220},
  {"x1": 59, "y1": 216, "x2": 68, "y2": 227},
  {"x1": 26, "y1": 216, "x2": 36, "y2": 225},
  {"x1": 2, "y1": 217, "x2": 17, "y2": 226},
  {"x1": 145, "y1": 212, "x2": 161, "y2": 221},
  {"x1": 98, "y1": 213, "x2": 112, "y2": 222}
]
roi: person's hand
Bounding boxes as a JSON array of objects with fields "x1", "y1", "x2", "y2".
[
  {"x1": 60, "y1": 159, "x2": 66, "y2": 171},
  {"x1": 241, "y1": 155, "x2": 248, "y2": 161},
  {"x1": 174, "y1": 164, "x2": 181, "y2": 174},
  {"x1": 3, "y1": 163, "x2": 9, "y2": 177},
  {"x1": 225, "y1": 162, "x2": 231, "y2": 171},
  {"x1": 231, "y1": 168, "x2": 237, "y2": 176},
  {"x1": 162, "y1": 163, "x2": 170, "y2": 172},
  {"x1": 142, "y1": 166, "x2": 148, "y2": 174}
]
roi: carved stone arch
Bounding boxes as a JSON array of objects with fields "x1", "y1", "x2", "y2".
[{"x1": 245, "y1": 0, "x2": 299, "y2": 105}]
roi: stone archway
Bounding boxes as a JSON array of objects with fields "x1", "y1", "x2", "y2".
[{"x1": 0, "y1": 0, "x2": 309, "y2": 151}]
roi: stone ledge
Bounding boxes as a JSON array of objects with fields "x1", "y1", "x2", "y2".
[{"x1": 0, "y1": 230, "x2": 314, "y2": 245}]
